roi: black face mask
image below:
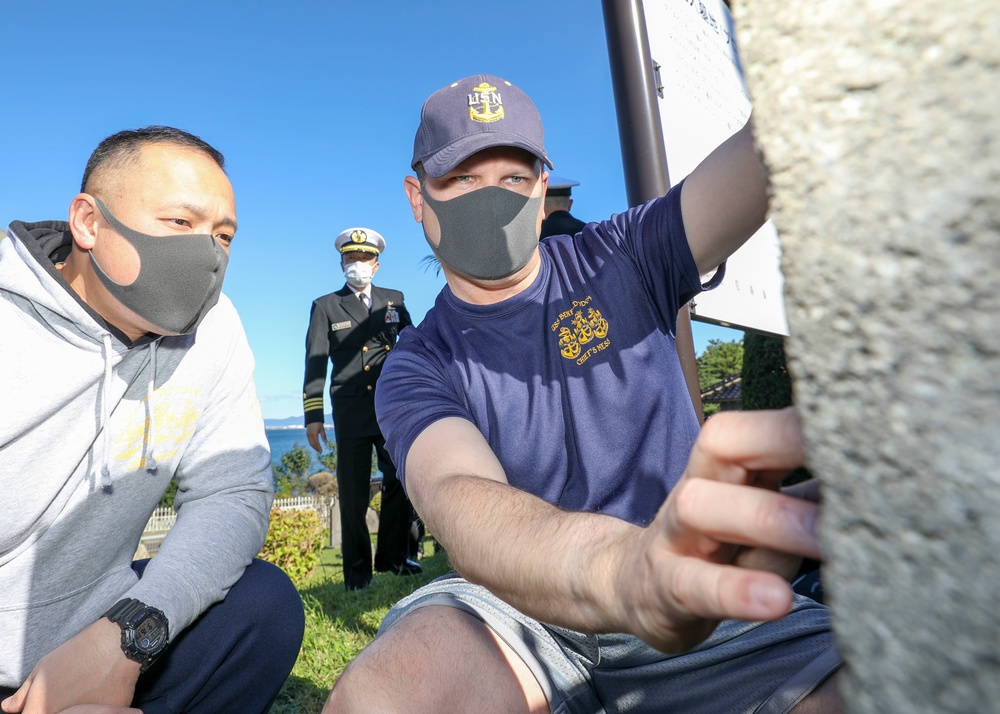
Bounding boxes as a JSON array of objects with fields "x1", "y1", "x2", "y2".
[
  {"x1": 420, "y1": 184, "x2": 542, "y2": 280},
  {"x1": 91, "y1": 198, "x2": 229, "y2": 334}
]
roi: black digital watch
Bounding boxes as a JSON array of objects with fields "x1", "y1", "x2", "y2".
[{"x1": 103, "y1": 598, "x2": 170, "y2": 671}]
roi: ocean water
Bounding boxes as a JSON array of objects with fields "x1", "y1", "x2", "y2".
[
  {"x1": 265, "y1": 428, "x2": 322, "y2": 470},
  {"x1": 265, "y1": 428, "x2": 384, "y2": 480}
]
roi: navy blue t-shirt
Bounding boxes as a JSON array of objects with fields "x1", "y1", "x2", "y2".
[{"x1": 376, "y1": 183, "x2": 720, "y2": 526}]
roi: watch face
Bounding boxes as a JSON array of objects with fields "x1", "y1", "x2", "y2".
[{"x1": 134, "y1": 612, "x2": 167, "y2": 653}]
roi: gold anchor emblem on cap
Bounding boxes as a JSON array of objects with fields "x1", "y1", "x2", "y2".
[
  {"x1": 468, "y1": 82, "x2": 504, "y2": 123},
  {"x1": 351, "y1": 230, "x2": 367, "y2": 243}
]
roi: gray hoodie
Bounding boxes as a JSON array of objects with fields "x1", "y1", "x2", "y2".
[{"x1": 0, "y1": 221, "x2": 274, "y2": 686}]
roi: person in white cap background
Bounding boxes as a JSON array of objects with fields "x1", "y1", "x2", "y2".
[
  {"x1": 302, "y1": 227, "x2": 420, "y2": 591},
  {"x1": 325, "y1": 74, "x2": 840, "y2": 712},
  {"x1": 539, "y1": 175, "x2": 587, "y2": 239}
]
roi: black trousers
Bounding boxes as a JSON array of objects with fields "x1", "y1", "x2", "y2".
[
  {"x1": 1, "y1": 559, "x2": 303, "y2": 713},
  {"x1": 336, "y1": 433, "x2": 415, "y2": 589}
]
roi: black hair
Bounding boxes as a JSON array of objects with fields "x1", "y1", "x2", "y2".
[{"x1": 81, "y1": 125, "x2": 225, "y2": 193}]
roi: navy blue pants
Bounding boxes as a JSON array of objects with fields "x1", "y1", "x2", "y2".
[
  {"x1": 0, "y1": 559, "x2": 304, "y2": 712},
  {"x1": 132, "y1": 558, "x2": 304, "y2": 713},
  {"x1": 0, "y1": 560, "x2": 305, "y2": 714},
  {"x1": 337, "y1": 433, "x2": 413, "y2": 589}
]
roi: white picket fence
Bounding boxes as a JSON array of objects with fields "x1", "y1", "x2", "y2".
[{"x1": 139, "y1": 495, "x2": 335, "y2": 556}]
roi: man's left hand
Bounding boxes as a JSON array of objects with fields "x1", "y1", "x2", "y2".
[
  {"x1": 1, "y1": 619, "x2": 141, "y2": 714},
  {"x1": 617, "y1": 407, "x2": 821, "y2": 653}
]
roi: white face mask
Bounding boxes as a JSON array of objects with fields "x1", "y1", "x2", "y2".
[{"x1": 343, "y1": 261, "x2": 374, "y2": 288}]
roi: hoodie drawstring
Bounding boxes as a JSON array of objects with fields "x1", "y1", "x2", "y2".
[
  {"x1": 100, "y1": 334, "x2": 114, "y2": 492},
  {"x1": 145, "y1": 341, "x2": 158, "y2": 473},
  {"x1": 99, "y1": 336, "x2": 159, "y2": 492}
]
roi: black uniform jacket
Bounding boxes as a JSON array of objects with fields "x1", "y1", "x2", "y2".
[
  {"x1": 540, "y1": 210, "x2": 587, "y2": 239},
  {"x1": 303, "y1": 284, "x2": 412, "y2": 439}
]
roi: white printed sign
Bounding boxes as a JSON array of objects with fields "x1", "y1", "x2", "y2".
[{"x1": 643, "y1": 0, "x2": 789, "y2": 336}]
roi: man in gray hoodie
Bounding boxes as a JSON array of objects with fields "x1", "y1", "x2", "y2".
[{"x1": 0, "y1": 126, "x2": 303, "y2": 713}]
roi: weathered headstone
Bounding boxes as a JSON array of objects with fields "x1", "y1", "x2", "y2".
[{"x1": 734, "y1": 2, "x2": 1000, "y2": 711}]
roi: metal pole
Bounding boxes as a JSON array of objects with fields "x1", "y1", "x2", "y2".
[
  {"x1": 602, "y1": 0, "x2": 670, "y2": 203},
  {"x1": 602, "y1": 0, "x2": 705, "y2": 421}
]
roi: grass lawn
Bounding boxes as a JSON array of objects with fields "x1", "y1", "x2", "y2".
[{"x1": 269, "y1": 540, "x2": 451, "y2": 713}]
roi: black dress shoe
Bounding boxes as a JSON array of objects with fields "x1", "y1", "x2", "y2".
[
  {"x1": 345, "y1": 578, "x2": 371, "y2": 592},
  {"x1": 396, "y1": 558, "x2": 422, "y2": 576},
  {"x1": 375, "y1": 558, "x2": 423, "y2": 576}
]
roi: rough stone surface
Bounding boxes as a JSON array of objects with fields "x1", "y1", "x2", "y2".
[{"x1": 733, "y1": 1, "x2": 1000, "y2": 711}]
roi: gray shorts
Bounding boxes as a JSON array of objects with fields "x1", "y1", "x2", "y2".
[{"x1": 379, "y1": 574, "x2": 841, "y2": 714}]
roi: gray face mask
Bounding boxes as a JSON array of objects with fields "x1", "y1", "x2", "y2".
[
  {"x1": 421, "y1": 184, "x2": 542, "y2": 280},
  {"x1": 91, "y1": 198, "x2": 229, "y2": 335}
]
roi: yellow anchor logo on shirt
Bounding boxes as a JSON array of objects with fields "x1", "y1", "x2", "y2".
[
  {"x1": 550, "y1": 296, "x2": 610, "y2": 365},
  {"x1": 468, "y1": 82, "x2": 504, "y2": 123}
]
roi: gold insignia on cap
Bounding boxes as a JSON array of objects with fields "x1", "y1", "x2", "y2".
[
  {"x1": 351, "y1": 230, "x2": 367, "y2": 244},
  {"x1": 468, "y1": 82, "x2": 504, "y2": 123}
]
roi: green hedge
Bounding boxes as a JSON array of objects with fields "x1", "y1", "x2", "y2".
[
  {"x1": 259, "y1": 508, "x2": 327, "y2": 584},
  {"x1": 741, "y1": 332, "x2": 792, "y2": 410}
]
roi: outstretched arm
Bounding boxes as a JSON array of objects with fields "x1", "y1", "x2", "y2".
[
  {"x1": 680, "y1": 119, "x2": 769, "y2": 277},
  {"x1": 406, "y1": 408, "x2": 819, "y2": 653}
]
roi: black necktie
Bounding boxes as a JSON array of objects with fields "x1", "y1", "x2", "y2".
[{"x1": 358, "y1": 292, "x2": 370, "y2": 313}]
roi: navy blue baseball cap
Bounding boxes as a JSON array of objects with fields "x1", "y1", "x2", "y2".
[{"x1": 412, "y1": 74, "x2": 554, "y2": 178}]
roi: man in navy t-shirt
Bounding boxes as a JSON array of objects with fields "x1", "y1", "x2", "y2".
[{"x1": 325, "y1": 74, "x2": 842, "y2": 713}]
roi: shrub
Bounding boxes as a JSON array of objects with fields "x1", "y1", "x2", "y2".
[
  {"x1": 158, "y1": 478, "x2": 179, "y2": 509},
  {"x1": 259, "y1": 508, "x2": 327, "y2": 584},
  {"x1": 308, "y1": 471, "x2": 338, "y2": 498},
  {"x1": 741, "y1": 333, "x2": 812, "y2": 486},
  {"x1": 369, "y1": 491, "x2": 382, "y2": 515}
]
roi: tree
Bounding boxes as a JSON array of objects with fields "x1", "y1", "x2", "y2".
[
  {"x1": 741, "y1": 332, "x2": 809, "y2": 486},
  {"x1": 318, "y1": 441, "x2": 337, "y2": 473},
  {"x1": 696, "y1": 338, "x2": 744, "y2": 390},
  {"x1": 741, "y1": 332, "x2": 792, "y2": 410},
  {"x1": 273, "y1": 443, "x2": 312, "y2": 498}
]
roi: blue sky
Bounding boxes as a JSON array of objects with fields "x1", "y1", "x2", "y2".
[{"x1": 2, "y1": 1, "x2": 742, "y2": 419}]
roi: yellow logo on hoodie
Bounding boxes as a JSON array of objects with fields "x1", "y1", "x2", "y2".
[{"x1": 117, "y1": 387, "x2": 199, "y2": 470}]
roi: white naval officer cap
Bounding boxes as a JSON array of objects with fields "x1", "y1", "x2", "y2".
[
  {"x1": 334, "y1": 227, "x2": 385, "y2": 256},
  {"x1": 545, "y1": 175, "x2": 580, "y2": 197}
]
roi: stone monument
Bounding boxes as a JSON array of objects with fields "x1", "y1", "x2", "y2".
[{"x1": 734, "y1": 1, "x2": 1000, "y2": 711}]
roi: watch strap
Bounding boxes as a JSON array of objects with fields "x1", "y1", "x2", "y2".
[{"x1": 104, "y1": 598, "x2": 147, "y2": 625}]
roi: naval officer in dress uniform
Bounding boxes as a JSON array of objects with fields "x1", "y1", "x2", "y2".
[
  {"x1": 540, "y1": 175, "x2": 587, "y2": 239},
  {"x1": 302, "y1": 227, "x2": 421, "y2": 590}
]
